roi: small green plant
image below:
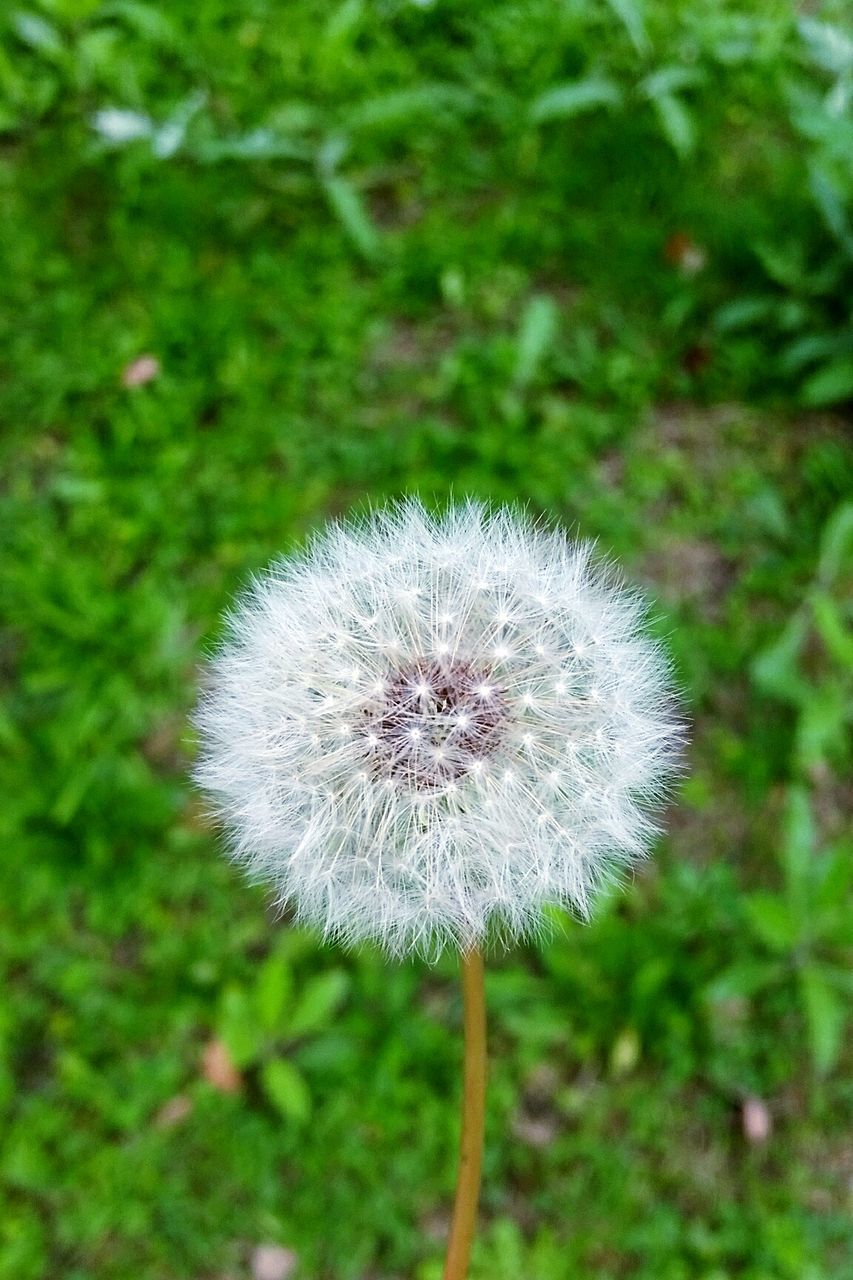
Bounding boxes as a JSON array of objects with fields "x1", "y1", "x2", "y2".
[
  {"x1": 744, "y1": 501, "x2": 853, "y2": 1075},
  {"x1": 218, "y1": 936, "x2": 350, "y2": 1123}
]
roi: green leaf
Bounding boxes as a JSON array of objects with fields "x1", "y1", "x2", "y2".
[
  {"x1": 704, "y1": 961, "x2": 776, "y2": 1002},
  {"x1": 797, "y1": 19, "x2": 853, "y2": 78},
  {"x1": 744, "y1": 892, "x2": 797, "y2": 952},
  {"x1": 11, "y1": 12, "x2": 64, "y2": 58},
  {"x1": 811, "y1": 843, "x2": 853, "y2": 946},
  {"x1": 652, "y1": 94, "x2": 696, "y2": 158},
  {"x1": 254, "y1": 950, "x2": 293, "y2": 1033},
  {"x1": 349, "y1": 85, "x2": 470, "y2": 131},
  {"x1": 800, "y1": 356, "x2": 853, "y2": 407},
  {"x1": 750, "y1": 612, "x2": 810, "y2": 703},
  {"x1": 753, "y1": 240, "x2": 811, "y2": 291},
  {"x1": 642, "y1": 67, "x2": 703, "y2": 99},
  {"x1": 795, "y1": 681, "x2": 849, "y2": 770},
  {"x1": 531, "y1": 78, "x2": 623, "y2": 123},
  {"x1": 261, "y1": 1058, "x2": 311, "y2": 1122},
  {"x1": 781, "y1": 787, "x2": 815, "y2": 923},
  {"x1": 195, "y1": 129, "x2": 312, "y2": 163},
  {"x1": 322, "y1": 175, "x2": 380, "y2": 262},
  {"x1": 513, "y1": 295, "x2": 559, "y2": 388},
  {"x1": 815, "y1": 838, "x2": 853, "y2": 908},
  {"x1": 98, "y1": 1, "x2": 182, "y2": 48},
  {"x1": 817, "y1": 502, "x2": 853, "y2": 586},
  {"x1": 605, "y1": 0, "x2": 649, "y2": 54},
  {"x1": 323, "y1": 0, "x2": 364, "y2": 45},
  {"x1": 808, "y1": 166, "x2": 853, "y2": 256},
  {"x1": 218, "y1": 984, "x2": 263, "y2": 1068},
  {"x1": 778, "y1": 330, "x2": 853, "y2": 375},
  {"x1": 287, "y1": 969, "x2": 350, "y2": 1039},
  {"x1": 713, "y1": 296, "x2": 775, "y2": 332},
  {"x1": 800, "y1": 966, "x2": 846, "y2": 1076}
]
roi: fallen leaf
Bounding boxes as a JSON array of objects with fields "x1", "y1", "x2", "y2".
[
  {"x1": 201, "y1": 1038, "x2": 242, "y2": 1093},
  {"x1": 609, "y1": 1027, "x2": 640, "y2": 1076},
  {"x1": 683, "y1": 342, "x2": 712, "y2": 375},
  {"x1": 141, "y1": 714, "x2": 186, "y2": 769},
  {"x1": 664, "y1": 232, "x2": 707, "y2": 276},
  {"x1": 511, "y1": 1109, "x2": 559, "y2": 1147},
  {"x1": 122, "y1": 354, "x2": 161, "y2": 388},
  {"x1": 154, "y1": 1094, "x2": 193, "y2": 1128},
  {"x1": 419, "y1": 1209, "x2": 451, "y2": 1243},
  {"x1": 742, "y1": 1096, "x2": 772, "y2": 1145},
  {"x1": 251, "y1": 1244, "x2": 298, "y2": 1280}
]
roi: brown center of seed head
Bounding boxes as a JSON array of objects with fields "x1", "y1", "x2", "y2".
[{"x1": 364, "y1": 656, "x2": 508, "y2": 790}]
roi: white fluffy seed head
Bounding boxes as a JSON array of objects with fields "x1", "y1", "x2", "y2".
[{"x1": 194, "y1": 499, "x2": 684, "y2": 958}]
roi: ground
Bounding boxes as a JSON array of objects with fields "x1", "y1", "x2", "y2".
[{"x1": 0, "y1": 3, "x2": 851, "y2": 1278}]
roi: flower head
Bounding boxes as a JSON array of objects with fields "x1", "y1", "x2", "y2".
[{"x1": 195, "y1": 500, "x2": 682, "y2": 957}]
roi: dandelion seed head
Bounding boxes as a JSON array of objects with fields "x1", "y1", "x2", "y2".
[{"x1": 194, "y1": 499, "x2": 683, "y2": 958}]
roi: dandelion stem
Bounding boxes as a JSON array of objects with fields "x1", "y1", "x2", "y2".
[{"x1": 443, "y1": 946, "x2": 487, "y2": 1280}]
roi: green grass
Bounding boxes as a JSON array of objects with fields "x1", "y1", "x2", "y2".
[{"x1": 1, "y1": 2, "x2": 851, "y2": 1277}]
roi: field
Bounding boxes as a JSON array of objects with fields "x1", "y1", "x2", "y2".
[{"x1": 1, "y1": 2, "x2": 851, "y2": 1278}]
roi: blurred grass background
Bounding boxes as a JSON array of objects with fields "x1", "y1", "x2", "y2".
[{"x1": 1, "y1": 1, "x2": 852, "y2": 1278}]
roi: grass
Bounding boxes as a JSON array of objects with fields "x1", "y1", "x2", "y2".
[{"x1": 1, "y1": 2, "x2": 851, "y2": 1277}]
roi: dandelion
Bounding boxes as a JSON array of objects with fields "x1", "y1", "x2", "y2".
[
  {"x1": 195, "y1": 498, "x2": 682, "y2": 1279},
  {"x1": 196, "y1": 499, "x2": 680, "y2": 954}
]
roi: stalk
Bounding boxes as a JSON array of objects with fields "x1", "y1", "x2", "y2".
[{"x1": 442, "y1": 947, "x2": 487, "y2": 1280}]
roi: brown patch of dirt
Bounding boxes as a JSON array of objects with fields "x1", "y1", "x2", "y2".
[{"x1": 642, "y1": 536, "x2": 735, "y2": 620}]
